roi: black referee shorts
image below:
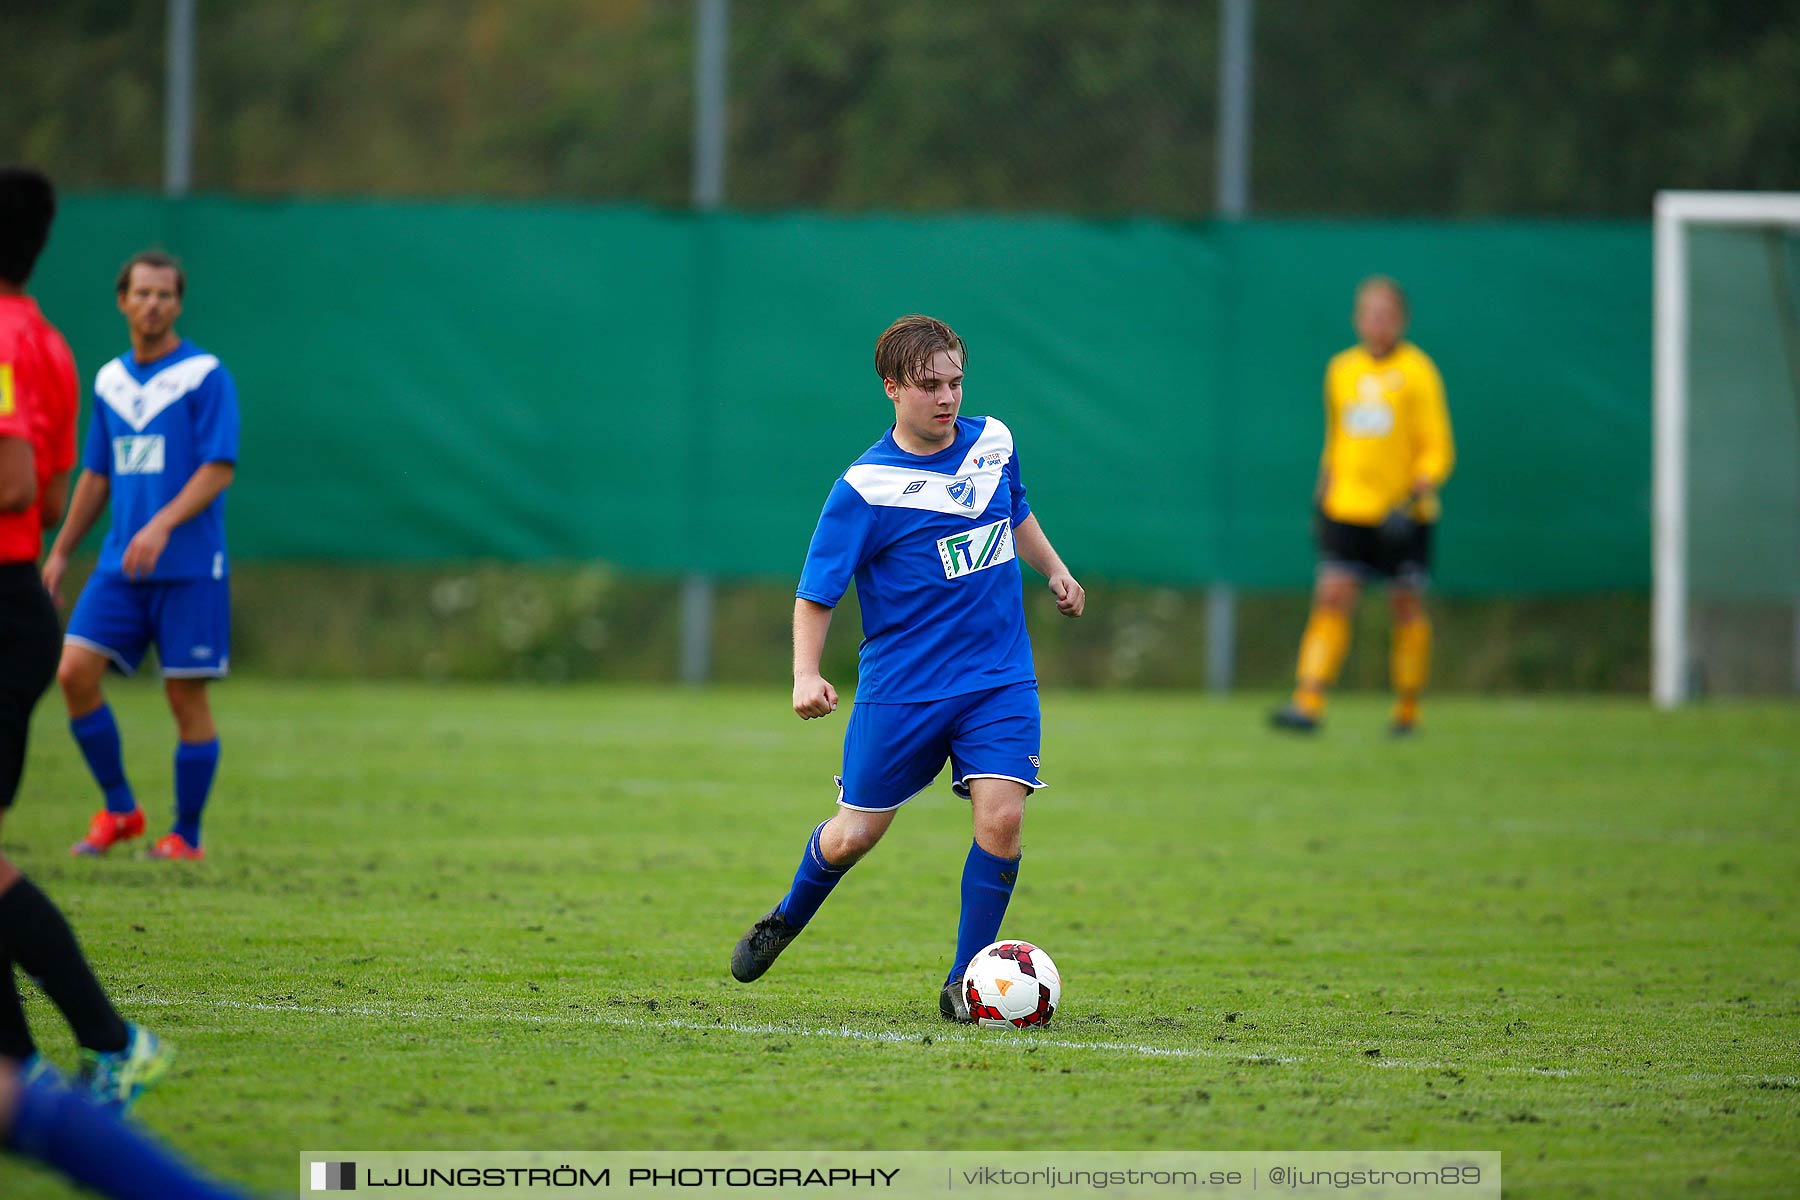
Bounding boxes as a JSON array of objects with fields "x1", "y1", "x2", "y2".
[
  {"x1": 1, "y1": 562, "x2": 61, "y2": 810},
  {"x1": 1314, "y1": 513, "x2": 1435, "y2": 588}
]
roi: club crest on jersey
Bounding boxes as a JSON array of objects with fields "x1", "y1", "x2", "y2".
[
  {"x1": 946, "y1": 475, "x2": 977, "y2": 509},
  {"x1": 936, "y1": 517, "x2": 1015, "y2": 580}
]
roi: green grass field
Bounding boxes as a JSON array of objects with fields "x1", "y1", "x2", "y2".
[{"x1": 4, "y1": 683, "x2": 1797, "y2": 1198}]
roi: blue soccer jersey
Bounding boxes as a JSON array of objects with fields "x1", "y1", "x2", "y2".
[
  {"x1": 797, "y1": 415, "x2": 1036, "y2": 702},
  {"x1": 84, "y1": 339, "x2": 239, "y2": 581}
]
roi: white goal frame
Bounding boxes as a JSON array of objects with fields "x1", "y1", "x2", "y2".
[{"x1": 1653, "y1": 191, "x2": 1800, "y2": 707}]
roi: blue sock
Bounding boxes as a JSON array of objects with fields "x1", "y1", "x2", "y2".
[
  {"x1": 69, "y1": 706, "x2": 136, "y2": 816},
  {"x1": 947, "y1": 840, "x2": 1021, "y2": 986},
  {"x1": 7, "y1": 1065, "x2": 247, "y2": 1199},
  {"x1": 172, "y1": 739, "x2": 220, "y2": 848},
  {"x1": 775, "y1": 821, "x2": 851, "y2": 931}
]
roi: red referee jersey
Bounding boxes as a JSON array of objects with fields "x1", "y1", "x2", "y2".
[{"x1": 0, "y1": 294, "x2": 78, "y2": 564}]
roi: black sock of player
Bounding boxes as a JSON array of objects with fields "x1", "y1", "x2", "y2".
[
  {"x1": 0, "y1": 963, "x2": 37, "y2": 1059},
  {"x1": 0, "y1": 877, "x2": 129, "y2": 1054}
]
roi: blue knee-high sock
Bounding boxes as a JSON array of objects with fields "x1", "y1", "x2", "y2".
[
  {"x1": 7, "y1": 1065, "x2": 248, "y2": 1199},
  {"x1": 172, "y1": 739, "x2": 219, "y2": 848},
  {"x1": 69, "y1": 706, "x2": 135, "y2": 815},
  {"x1": 947, "y1": 840, "x2": 1021, "y2": 986},
  {"x1": 775, "y1": 821, "x2": 852, "y2": 931}
]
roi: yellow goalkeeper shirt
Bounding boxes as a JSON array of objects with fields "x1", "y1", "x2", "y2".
[{"x1": 1319, "y1": 340, "x2": 1454, "y2": 526}]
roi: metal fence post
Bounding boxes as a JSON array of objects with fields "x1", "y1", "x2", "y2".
[
  {"x1": 164, "y1": 0, "x2": 196, "y2": 196},
  {"x1": 680, "y1": 0, "x2": 730, "y2": 685},
  {"x1": 1207, "y1": 0, "x2": 1254, "y2": 692}
]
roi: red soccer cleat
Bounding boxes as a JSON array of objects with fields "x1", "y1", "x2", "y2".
[
  {"x1": 71, "y1": 808, "x2": 146, "y2": 856},
  {"x1": 146, "y1": 832, "x2": 205, "y2": 861}
]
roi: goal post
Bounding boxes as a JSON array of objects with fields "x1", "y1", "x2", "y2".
[{"x1": 1653, "y1": 191, "x2": 1800, "y2": 707}]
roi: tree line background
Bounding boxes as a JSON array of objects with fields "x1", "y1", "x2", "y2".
[
  {"x1": 8, "y1": 0, "x2": 1798, "y2": 216},
  {"x1": 6, "y1": 0, "x2": 1797, "y2": 690}
]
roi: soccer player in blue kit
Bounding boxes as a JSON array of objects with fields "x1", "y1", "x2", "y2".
[
  {"x1": 42, "y1": 251, "x2": 238, "y2": 861},
  {"x1": 731, "y1": 314, "x2": 1085, "y2": 1022}
]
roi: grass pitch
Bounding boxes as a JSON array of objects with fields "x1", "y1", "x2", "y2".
[{"x1": 4, "y1": 683, "x2": 1797, "y2": 1198}]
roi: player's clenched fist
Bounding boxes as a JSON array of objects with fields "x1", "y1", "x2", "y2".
[
  {"x1": 793, "y1": 673, "x2": 839, "y2": 719},
  {"x1": 1049, "y1": 572, "x2": 1085, "y2": 618}
]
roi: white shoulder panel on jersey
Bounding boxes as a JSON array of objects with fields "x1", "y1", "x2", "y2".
[
  {"x1": 843, "y1": 416, "x2": 1016, "y2": 518},
  {"x1": 955, "y1": 415, "x2": 1014, "y2": 475},
  {"x1": 95, "y1": 354, "x2": 221, "y2": 433}
]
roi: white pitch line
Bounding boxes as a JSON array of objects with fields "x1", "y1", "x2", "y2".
[
  {"x1": 126, "y1": 995, "x2": 1583, "y2": 1077},
  {"x1": 128, "y1": 994, "x2": 1228, "y2": 1060}
]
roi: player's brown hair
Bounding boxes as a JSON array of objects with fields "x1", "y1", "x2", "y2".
[
  {"x1": 1355, "y1": 274, "x2": 1408, "y2": 316},
  {"x1": 875, "y1": 314, "x2": 966, "y2": 387},
  {"x1": 116, "y1": 250, "x2": 186, "y2": 299}
]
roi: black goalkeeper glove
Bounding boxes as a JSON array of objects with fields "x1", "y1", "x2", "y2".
[{"x1": 1377, "y1": 504, "x2": 1418, "y2": 551}]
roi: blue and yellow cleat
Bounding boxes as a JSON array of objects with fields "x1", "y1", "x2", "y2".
[
  {"x1": 19, "y1": 1052, "x2": 63, "y2": 1087},
  {"x1": 78, "y1": 1024, "x2": 175, "y2": 1112}
]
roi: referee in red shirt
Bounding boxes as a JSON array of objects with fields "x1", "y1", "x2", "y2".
[{"x1": 0, "y1": 166, "x2": 172, "y2": 1109}]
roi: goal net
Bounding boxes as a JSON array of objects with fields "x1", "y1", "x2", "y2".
[{"x1": 1654, "y1": 192, "x2": 1800, "y2": 705}]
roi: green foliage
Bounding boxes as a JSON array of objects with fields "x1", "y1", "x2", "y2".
[
  {"x1": 6, "y1": 0, "x2": 1796, "y2": 214},
  {"x1": 3, "y1": 557, "x2": 1651, "y2": 690},
  {"x1": 207, "y1": 561, "x2": 1650, "y2": 692},
  {"x1": 7, "y1": 685, "x2": 1798, "y2": 1196}
]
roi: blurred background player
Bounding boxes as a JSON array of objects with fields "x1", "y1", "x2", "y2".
[
  {"x1": 731, "y1": 315, "x2": 1085, "y2": 1021},
  {"x1": 3, "y1": 1055, "x2": 247, "y2": 1199},
  {"x1": 1271, "y1": 276, "x2": 1454, "y2": 735},
  {"x1": 0, "y1": 166, "x2": 173, "y2": 1112},
  {"x1": 43, "y1": 251, "x2": 239, "y2": 860}
]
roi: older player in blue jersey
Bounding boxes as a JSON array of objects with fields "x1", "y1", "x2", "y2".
[
  {"x1": 42, "y1": 251, "x2": 239, "y2": 861},
  {"x1": 731, "y1": 314, "x2": 1084, "y2": 1021}
]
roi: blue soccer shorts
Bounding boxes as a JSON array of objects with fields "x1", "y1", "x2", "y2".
[
  {"x1": 836, "y1": 681, "x2": 1046, "y2": 813},
  {"x1": 65, "y1": 572, "x2": 231, "y2": 678}
]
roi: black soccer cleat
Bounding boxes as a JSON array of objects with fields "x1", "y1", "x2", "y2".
[
  {"x1": 731, "y1": 906, "x2": 800, "y2": 983},
  {"x1": 1268, "y1": 704, "x2": 1320, "y2": 734},
  {"x1": 939, "y1": 979, "x2": 973, "y2": 1023},
  {"x1": 1388, "y1": 719, "x2": 1417, "y2": 739}
]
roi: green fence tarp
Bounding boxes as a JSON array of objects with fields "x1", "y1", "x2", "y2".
[{"x1": 33, "y1": 195, "x2": 1650, "y2": 593}]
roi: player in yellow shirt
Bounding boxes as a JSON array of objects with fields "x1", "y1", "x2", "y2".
[{"x1": 1271, "y1": 276, "x2": 1454, "y2": 736}]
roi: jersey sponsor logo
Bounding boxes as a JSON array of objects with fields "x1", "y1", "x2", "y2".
[
  {"x1": 946, "y1": 475, "x2": 977, "y2": 509},
  {"x1": 0, "y1": 363, "x2": 13, "y2": 417},
  {"x1": 902, "y1": 480, "x2": 926, "y2": 495},
  {"x1": 973, "y1": 449, "x2": 1010, "y2": 470},
  {"x1": 1344, "y1": 374, "x2": 1397, "y2": 437},
  {"x1": 1343, "y1": 401, "x2": 1395, "y2": 437},
  {"x1": 937, "y1": 516, "x2": 1015, "y2": 580},
  {"x1": 112, "y1": 434, "x2": 166, "y2": 475}
]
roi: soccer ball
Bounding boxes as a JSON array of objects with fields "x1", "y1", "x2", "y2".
[{"x1": 962, "y1": 940, "x2": 1061, "y2": 1029}]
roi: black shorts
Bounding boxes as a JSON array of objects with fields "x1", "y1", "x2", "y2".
[
  {"x1": 1, "y1": 561, "x2": 61, "y2": 810},
  {"x1": 1315, "y1": 513, "x2": 1434, "y2": 587}
]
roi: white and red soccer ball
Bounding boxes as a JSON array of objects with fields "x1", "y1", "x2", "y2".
[{"x1": 962, "y1": 940, "x2": 1061, "y2": 1029}]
